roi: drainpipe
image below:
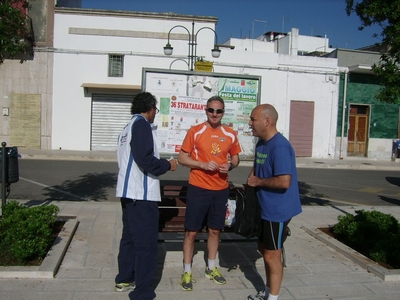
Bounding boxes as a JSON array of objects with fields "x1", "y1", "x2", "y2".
[{"x1": 339, "y1": 67, "x2": 349, "y2": 159}]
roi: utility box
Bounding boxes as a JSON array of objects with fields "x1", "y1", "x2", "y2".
[{"x1": 0, "y1": 147, "x2": 19, "y2": 183}]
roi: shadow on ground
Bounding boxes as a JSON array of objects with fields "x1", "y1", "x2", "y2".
[
  {"x1": 299, "y1": 181, "x2": 334, "y2": 205},
  {"x1": 43, "y1": 172, "x2": 117, "y2": 201}
]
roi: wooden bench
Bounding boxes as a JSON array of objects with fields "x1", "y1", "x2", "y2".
[{"x1": 158, "y1": 180, "x2": 241, "y2": 233}]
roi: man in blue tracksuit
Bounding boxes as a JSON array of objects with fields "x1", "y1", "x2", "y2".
[{"x1": 115, "y1": 92, "x2": 177, "y2": 300}]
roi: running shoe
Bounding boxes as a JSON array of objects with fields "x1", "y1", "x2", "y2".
[
  {"x1": 247, "y1": 289, "x2": 266, "y2": 300},
  {"x1": 204, "y1": 267, "x2": 226, "y2": 284},
  {"x1": 114, "y1": 282, "x2": 135, "y2": 292},
  {"x1": 180, "y1": 272, "x2": 193, "y2": 291}
]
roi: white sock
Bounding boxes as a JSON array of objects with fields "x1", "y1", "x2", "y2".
[
  {"x1": 267, "y1": 294, "x2": 278, "y2": 300},
  {"x1": 184, "y1": 263, "x2": 191, "y2": 273},
  {"x1": 208, "y1": 259, "x2": 215, "y2": 270}
]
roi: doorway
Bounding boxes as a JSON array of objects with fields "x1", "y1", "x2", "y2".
[{"x1": 347, "y1": 105, "x2": 369, "y2": 156}]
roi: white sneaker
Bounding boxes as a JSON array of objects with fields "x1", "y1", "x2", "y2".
[{"x1": 115, "y1": 282, "x2": 135, "y2": 292}]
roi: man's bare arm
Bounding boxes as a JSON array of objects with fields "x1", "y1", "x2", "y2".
[
  {"x1": 247, "y1": 174, "x2": 291, "y2": 189},
  {"x1": 178, "y1": 150, "x2": 218, "y2": 171}
]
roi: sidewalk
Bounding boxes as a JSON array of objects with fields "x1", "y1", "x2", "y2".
[
  {"x1": 1, "y1": 202, "x2": 399, "y2": 300},
  {"x1": 1, "y1": 149, "x2": 399, "y2": 299}
]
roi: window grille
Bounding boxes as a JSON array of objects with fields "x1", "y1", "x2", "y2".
[{"x1": 108, "y1": 55, "x2": 124, "y2": 77}]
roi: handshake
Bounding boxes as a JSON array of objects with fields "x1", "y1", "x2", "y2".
[{"x1": 168, "y1": 156, "x2": 178, "y2": 171}]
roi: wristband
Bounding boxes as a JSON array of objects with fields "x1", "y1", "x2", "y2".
[{"x1": 228, "y1": 163, "x2": 234, "y2": 171}]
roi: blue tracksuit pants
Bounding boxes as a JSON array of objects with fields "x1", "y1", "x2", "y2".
[{"x1": 115, "y1": 198, "x2": 159, "y2": 300}]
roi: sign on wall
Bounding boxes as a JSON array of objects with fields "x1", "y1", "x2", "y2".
[
  {"x1": 195, "y1": 61, "x2": 213, "y2": 72},
  {"x1": 142, "y1": 68, "x2": 261, "y2": 159}
]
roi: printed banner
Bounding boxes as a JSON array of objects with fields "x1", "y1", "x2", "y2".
[{"x1": 144, "y1": 71, "x2": 260, "y2": 159}]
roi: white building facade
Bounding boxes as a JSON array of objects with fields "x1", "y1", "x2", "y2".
[{"x1": 51, "y1": 8, "x2": 339, "y2": 158}]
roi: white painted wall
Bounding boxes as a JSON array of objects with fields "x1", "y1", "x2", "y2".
[
  {"x1": 53, "y1": 11, "x2": 218, "y2": 150},
  {"x1": 335, "y1": 137, "x2": 395, "y2": 160},
  {"x1": 297, "y1": 35, "x2": 331, "y2": 54},
  {"x1": 226, "y1": 38, "x2": 275, "y2": 52},
  {"x1": 274, "y1": 55, "x2": 339, "y2": 158},
  {"x1": 278, "y1": 28, "x2": 334, "y2": 55},
  {"x1": 214, "y1": 50, "x2": 339, "y2": 158},
  {"x1": 52, "y1": 9, "x2": 340, "y2": 158},
  {"x1": 367, "y1": 138, "x2": 394, "y2": 159},
  {"x1": 227, "y1": 28, "x2": 334, "y2": 56}
]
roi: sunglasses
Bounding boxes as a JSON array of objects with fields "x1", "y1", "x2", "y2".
[{"x1": 206, "y1": 108, "x2": 224, "y2": 114}]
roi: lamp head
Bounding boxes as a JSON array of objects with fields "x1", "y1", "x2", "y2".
[
  {"x1": 211, "y1": 46, "x2": 221, "y2": 58},
  {"x1": 163, "y1": 43, "x2": 173, "y2": 55}
]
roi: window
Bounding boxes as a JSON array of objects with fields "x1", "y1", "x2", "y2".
[{"x1": 108, "y1": 54, "x2": 124, "y2": 77}]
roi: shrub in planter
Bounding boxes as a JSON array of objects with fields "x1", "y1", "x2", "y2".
[
  {"x1": 332, "y1": 209, "x2": 400, "y2": 269},
  {"x1": 386, "y1": 232, "x2": 400, "y2": 268},
  {"x1": 0, "y1": 200, "x2": 59, "y2": 265}
]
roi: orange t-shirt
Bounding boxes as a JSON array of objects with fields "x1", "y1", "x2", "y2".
[{"x1": 180, "y1": 123, "x2": 242, "y2": 190}]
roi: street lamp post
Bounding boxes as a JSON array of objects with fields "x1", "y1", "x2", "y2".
[{"x1": 163, "y1": 21, "x2": 221, "y2": 71}]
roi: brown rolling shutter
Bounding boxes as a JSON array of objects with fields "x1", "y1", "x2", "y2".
[{"x1": 289, "y1": 100, "x2": 314, "y2": 157}]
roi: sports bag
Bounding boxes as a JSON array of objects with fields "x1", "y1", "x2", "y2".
[{"x1": 233, "y1": 186, "x2": 261, "y2": 239}]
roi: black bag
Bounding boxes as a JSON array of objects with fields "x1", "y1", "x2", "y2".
[{"x1": 233, "y1": 186, "x2": 262, "y2": 239}]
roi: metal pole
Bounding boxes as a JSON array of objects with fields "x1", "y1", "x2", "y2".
[
  {"x1": 339, "y1": 69, "x2": 349, "y2": 159},
  {"x1": 252, "y1": 20, "x2": 254, "y2": 51},
  {"x1": 165, "y1": 22, "x2": 217, "y2": 71},
  {"x1": 1, "y1": 142, "x2": 7, "y2": 207},
  {"x1": 190, "y1": 21, "x2": 195, "y2": 71}
]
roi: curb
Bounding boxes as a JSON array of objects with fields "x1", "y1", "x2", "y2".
[
  {"x1": 0, "y1": 217, "x2": 79, "y2": 279},
  {"x1": 301, "y1": 225, "x2": 400, "y2": 282},
  {"x1": 19, "y1": 153, "x2": 117, "y2": 162}
]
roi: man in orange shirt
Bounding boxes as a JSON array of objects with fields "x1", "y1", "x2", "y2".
[{"x1": 178, "y1": 95, "x2": 241, "y2": 291}]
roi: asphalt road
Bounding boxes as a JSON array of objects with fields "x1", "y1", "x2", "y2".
[{"x1": 4, "y1": 159, "x2": 400, "y2": 206}]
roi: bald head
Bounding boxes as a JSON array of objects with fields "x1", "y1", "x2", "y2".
[
  {"x1": 259, "y1": 104, "x2": 278, "y2": 125},
  {"x1": 249, "y1": 104, "x2": 279, "y2": 141}
]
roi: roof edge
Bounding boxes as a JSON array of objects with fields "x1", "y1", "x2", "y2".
[{"x1": 54, "y1": 7, "x2": 218, "y2": 24}]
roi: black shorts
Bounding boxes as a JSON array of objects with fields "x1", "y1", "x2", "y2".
[
  {"x1": 184, "y1": 184, "x2": 229, "y2": 231},
  {"x1": 259, "y1": 219, "x2": 291, "y2": 250}
]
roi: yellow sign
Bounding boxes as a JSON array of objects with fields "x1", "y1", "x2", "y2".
[{"x1": 195, "y1": 61, "x2": 213, "y2": 72}]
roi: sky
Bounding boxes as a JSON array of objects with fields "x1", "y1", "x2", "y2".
[{"x1": 81, "y1": 0, "x2": 381, "y2": 50}]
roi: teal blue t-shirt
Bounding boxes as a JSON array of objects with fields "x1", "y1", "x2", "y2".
[{"x1": 254, "y1": 133, "x2": 302, "y2": 222}]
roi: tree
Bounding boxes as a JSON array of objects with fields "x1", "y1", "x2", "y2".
[
  {"x1": 0, "y1": 0, "x2": 34, "y2": 64},
  {"x1": 346, "y1": 0, "x2": 400, "y2": 104}
]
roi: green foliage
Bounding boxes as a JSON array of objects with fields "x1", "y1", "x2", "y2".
[
  {"x1": 0, "y1": 0, "x2": 34, "y2": 64},
  {"x1": 0, "y1": 200, "x2": 59, "y2": 265},
  {"x1": 346, "y1": 0, "x2": 400, "y2": 103},
  {"x1": 333, "y1": 209, "x2": 400, "y2": 268},
  {"x1": 372, "y1": 55, "x2": 400, "y2": 104}
]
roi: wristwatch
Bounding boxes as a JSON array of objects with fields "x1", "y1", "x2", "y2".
[{"x1": 228, "y1": 163, "x2": 234, "y2": 171}]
